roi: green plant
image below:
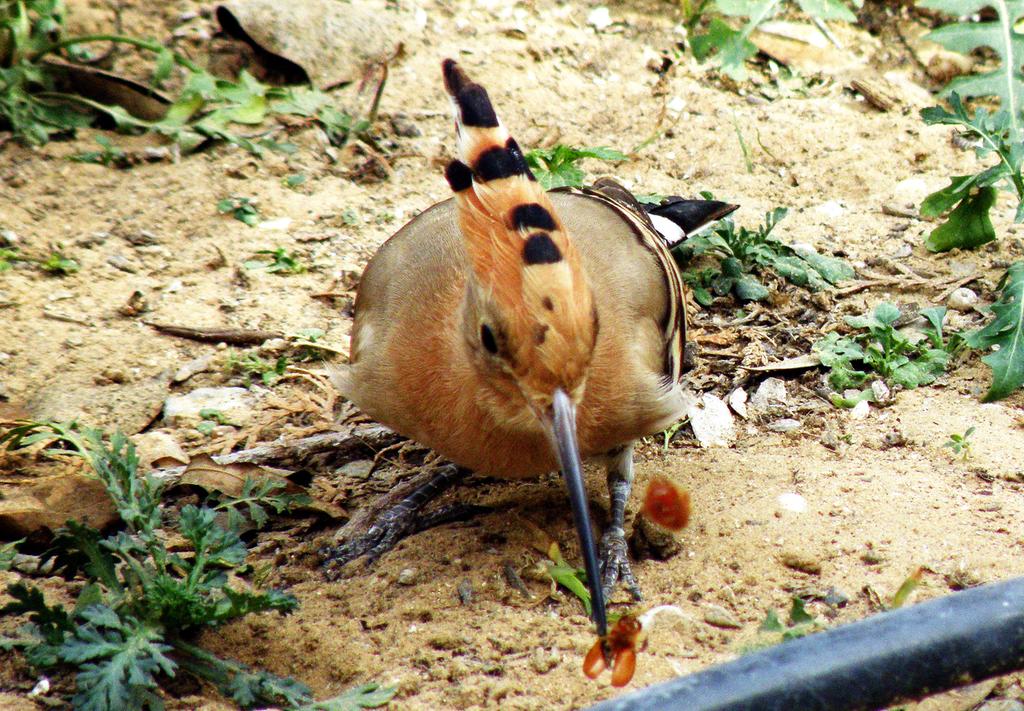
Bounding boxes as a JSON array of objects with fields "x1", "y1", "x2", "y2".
[
  {"x1": 227, "y1": 352, "x2": 290, "y2": 385},
  {"x1": 690, "y1": 0, "x2": 862, "y2": 82},
  {"x1": 39, "y1": 249, "x2": 79, "y2": 274},
  {"x1": 243, "y1": 248, "x2": 305, "y2": 274},
  {"x1": 813, "y1": 303, "x2": 959, "y2": 395},
  {"x1": 919, "y1": 94, "x2": 1023, "y2": 251},
  {"x1": 673, "y1": 207, "x2": 853, "y2": 304},
  {"x1": 919, "y1": 0, "x2": 1024, "y2": 119},
  {"x1": 218, "y1": 197, "x2": 261, "y2": 227},
  {"x1": 71, "y1": 135, "x2": 127, "y2": 168},
  {"x1": 0, "y1": 539, "x2": 20, "y2": 571},
  {"x1": 0, "y1": 246, "x2": 18, "y2": 271},
  {"x1": 542, "y1": 542, "x2": 591, "y2": 616},
  {"x1": 964, "y1": 261, "x2": 1024, "y2": 400},
  {"x1": 523, "y1": 145, "x2": 627, "y2": 189},
  {"x1": 0, "y1": 2, "x2": 376, "y2": 154},
  {"x1": 283, "y1": 173, "x2": 307, "y2": 189},
  {"x1": 757, "y1": 596, "x2": 820, "y2": 642},
  {"x1": 0, "y1": 421, "x2": 389, "y2": 710},
  {"x1": 943, "y1": 427, "x2": 976, "y2": 460}
]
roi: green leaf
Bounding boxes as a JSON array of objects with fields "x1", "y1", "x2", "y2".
[
  {"x1": 966, "y1": 261, "x2": 1024, "y2": 400},
  {"x1": 759, "y1": 608, "x2": 784, "y2": 632},
  {"x1": 523, "y1": 144, "x2": 625, "y2": 189},
  {"x1": 921, "y1": 0, "x2": 1024, "y2": 131},
  {"x1": 795, "y1": 0, "x2": 857, "y2": 21},
  {"x1": 788, "y1": 597, "x2": 814, "y2": 625},
  {"x1": 298, "y1": 683, "x2": 397, "y2": 710},
  {"x1": 925, "y1": 186, "x2": 998, "y2": 252},
  {"x1": 691, "y1": 17, "x2": 758, "y2": 81},
  {"x1": 733, "y1": 274, "x2": 769, "y2": 301},
  {"x1": 921, "y1": 175, "x2": 989, "y2": 217}
]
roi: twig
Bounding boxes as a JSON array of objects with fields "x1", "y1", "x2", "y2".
[
  {"x1": 811, "y1": 16, "x2": 843, "y2": 50},
  {"x1": 503, "y1": 562, "x2": 534, "y2": 599},
  {"x1": 145, "y1": 322, "x2": 283, "y2": 345}
]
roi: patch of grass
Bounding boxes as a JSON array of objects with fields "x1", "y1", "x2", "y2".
[
  {"x1": 39, "y1": 250, "x2": 79, "y2": 275},
  {"x1": 227, "y1": 352, "x2": 290, "y2": 385},
  {"x1": 0, "y1": 421, "x2": 390, "y2": 710},
  {"x1": 524, "y1": 145, "x2": 627, "y2": 190},
  {"x1": 218, "y1": 197, "x2": 261, "y2": 227},
  {"x1": 813, "y1": 303, "x2": 961, "y2": 399},
  {"x1": 673, "y1": 206, "x2": 853, "y2": 304},
  {"x1": 244, "y1": 247, "x2": 306, "y2": 274},
  {"x1": 690, "y1": 0, "x2": 861, "y2": 83},
  {"x1": 0, "y1": 2, "x2": 376, "y2": 155}
]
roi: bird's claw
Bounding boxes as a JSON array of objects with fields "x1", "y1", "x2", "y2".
[
  {"x1": 320, "y1": 503, "x2": 418, "y2": 580},
  {"x1": 599, "y1": 526, "x2": 642, "y2": 602}
]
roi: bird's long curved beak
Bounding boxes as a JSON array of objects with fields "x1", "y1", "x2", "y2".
[{"x1": 549, "y1": 389, "x2": 608, "y2": 638}]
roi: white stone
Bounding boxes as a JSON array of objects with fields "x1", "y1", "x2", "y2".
[
  {"x1": 750, "y1": 378, "x2": 788, "y2": 410},
  {"x1": 163, "y1": 387, "x2": 258, "y2": 426},
  {"x1": 687, "y1": 394, "x2": 736, "y2": 448},
  {"x1": 947, "y1": 287, "x2": 978, "y2": 312},
  {"x1": 727, "y1": 388, "x2": 748, "y2": 418},
  {"x1": 850, "y1": 399, "x2": 870, "y2": 420},
  {"x1": 586, "y1": 6, "x2": 612, "y2": 30},
  {"x1": 813, "y1": 200, "x2": 846, "y2": 219},
  {"x1": 777, "y1": 492, "x2": 807, "y2": 513}
]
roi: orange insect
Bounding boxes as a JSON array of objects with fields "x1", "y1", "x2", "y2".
[
  {"x1": 583, "y1": 614, "x2": 646, "y2": 687},
  {"x1": 641, "y1": 475, "x2": 691, "y2": 531}
]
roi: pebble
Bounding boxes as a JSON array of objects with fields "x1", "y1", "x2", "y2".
[
  {"x1": 586, "y1": 6, "x2": 612, "y2": 30},
  {"x1": 947, "y1": 287, "x2": 978, "y2": 312},
  {"x1": 163, "y1": 387, "x2": 258, "y2": 426},
  {"x1": 106, "y1": 255, "x2": 137, "y2": 273},
  {"x1": 780, "y1": 550, "x2": 822, "y2": 575},
  {"x1": 813, "y1": 200, "x2": 845, "y2": 219},
  {"x1": 397, "y1": 568, "x2": 418, "y2": 585},
  {"x1": 750, "y1": 377, "x2": 788, "y2": 410},
  {"x1": 687, "y1": 393, "x2": 736, "y2": 447},
  {"x1": 767, "y1": 418, "x2": 801, "y2": 433},
  {"x1": 849, "y1": 399, "x2": 870, "y2": 420},
  {"x1": 727, "y1": 388, "x2": 748, "y2": 418},
  {"x1": 390, "y1": 113, "x2": 423, "y2": 138},
  {"x1": 0, "y1": 229, "x2": 17, "y2": 246},
  {"x1": 172, "y1": 355, "x2": 213, "y2": 383},
  {"x1": 338, "y1": 460, "x2": 374, "y2": 480},
  {"x1": 823, "y1": 587, "x2": 850, "y2": 609},
  {"x1": 870, "y1": 379, "x2": 891, "y2": 404},
  {"x1": 703, "y1": 604, "x2": 742, "y2": 629},
  {"x1": 776, "y1": 492, "x2": 807, "y2": 514},
  {"x1": 126, "y1": 229, "x2": 160, "y2": 246},
  {"x1": 529, "y1": 649, "x2": 560, "y2": 674}
]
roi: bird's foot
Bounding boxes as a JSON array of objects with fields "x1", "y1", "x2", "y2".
[{"x1": 599, "y1": 526, "x2": 642, "y2": 602}]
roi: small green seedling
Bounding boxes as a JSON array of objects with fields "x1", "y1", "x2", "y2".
[
  {"x1": 524, "y1": 145, "x2": 627, "y2": 190},
  {"x1": 674, "y1": 206, "x2": 852, "y2": 304},
  {"x1": 943, "y1": 427, "x2": 975, "y2": 461},
  {"x1": 39, "y1": 251, "x2": 79, "y2": 275},
  {"x1": 543, "y1": 542, "x2": 592, "y2": 616},
  {"x1": 758, "y1": 596, "x2": 820, "y2": 643},
  {"x1": 196, "y1": 408, "x2": 235, "y2": 436},
  {"x1": 218, "y1": 197, "x2": 261, "y2": 227},
  {"x1": 0, "y1": 248, "x2": 19, "y2": 272},
  {"x1": 71, "y1": 135, "x2": 127, "y2": 167},
  {"x1": 890, "y1": 568, "x2": 923, "y2": 609},
  {"x1": 244, "y1": 248, "x2": 306, "y2": 274},
  {"x1": 227, "y1": 352, "x2": 290, "y2": 385},
  {"x1": 814, "y1": 303, "x2": 958, "y2": 394},
  {"x1": 283, "y1": 173, "x2": 307, "y2": 189}
]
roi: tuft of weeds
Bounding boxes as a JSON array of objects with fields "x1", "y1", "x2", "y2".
[
  {"x1": 943, "y1": 427, "x2": 975, "y2": 461},
  {"x1": 226, "y1": 351, "x2": 290, "y2": 386},
  {"x1": 524, "y1": 145, "x2": 627, "y2": 190},
  {"x1": 217, "y1": 197, "x2": 261, "y2": 227},
  {"x1": 689, "y1": 0, "x2": 861, "y2": 83},
  {"x1": 39, "y1": 249, "x2": 79, "y2": 275},
  {"x1": 0, "y1": 2, "x2": 377, "y2": 155},
  {"x1": 673, "y1": 206, "x2": 853, "y2": 304},
  {"x1": 0, "y1": 421, "x2": 392, "y2": 710},
  {"x1": 243, "y1": 248, "x2": 306, "y2": 274},
  {"x1": 757, "y1": 596, "x2": 820, "y2": 643},
  {"x1": 71, "y1": 135, "x2": 128, "y2": 168},
  {"x1": 813, "y1": 303, "x2": 963, "y2": 402}
]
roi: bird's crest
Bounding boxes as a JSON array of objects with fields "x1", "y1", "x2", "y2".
[{"x1": 441, "y1": 59, "x2": 596, "y2": 397}]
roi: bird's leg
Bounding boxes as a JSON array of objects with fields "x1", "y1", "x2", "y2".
[
  {"x1": 321, "y1": 464, "x2": 472, "y2": 579},
  {"x1": 600, "y1": 442, "x2": 642, "y2": 601}
]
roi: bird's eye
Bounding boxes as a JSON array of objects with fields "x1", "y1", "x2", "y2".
[{"x1": 480, "y1": 324, "x2": 498, "y2": 354}]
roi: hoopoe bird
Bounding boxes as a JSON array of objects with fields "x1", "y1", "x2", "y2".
[{"x1": 324, "y1": 59, "x2": 736, "y2": 638}]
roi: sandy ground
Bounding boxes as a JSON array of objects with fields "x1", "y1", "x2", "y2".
[{"x1": 1, "y1": 0, "x2": 1023, "y2": 709}]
